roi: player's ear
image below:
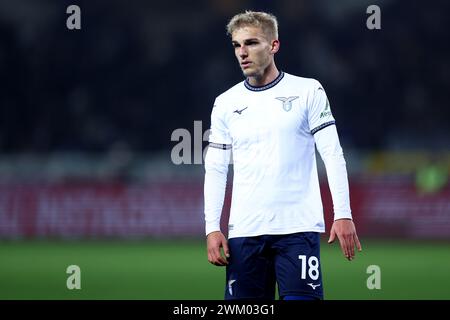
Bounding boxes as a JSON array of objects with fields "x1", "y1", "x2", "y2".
[{"x1": 270, "y1": 39, "x2": 280, "y2": 54}]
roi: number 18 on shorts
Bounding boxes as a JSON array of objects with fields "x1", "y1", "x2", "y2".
[{"x1": 225, "y1": 232, "x2": 323, "y2": 300}]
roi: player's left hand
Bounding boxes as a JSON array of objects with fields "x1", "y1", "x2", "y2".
[{"x1": 328, "y1": 218, "x2": 362, "y2": 261}]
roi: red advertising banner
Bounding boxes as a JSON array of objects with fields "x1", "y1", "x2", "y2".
[
  {"x1": 0, "y1": 181, "x2": 204, "y2": 238},
  {"x1": 0, "y1": 177, "x2": 449, "y2": 239}
]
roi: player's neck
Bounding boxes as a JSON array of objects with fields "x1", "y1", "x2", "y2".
[{"x1": 247, "y1": 64, "x2": 279, "y2": 87}]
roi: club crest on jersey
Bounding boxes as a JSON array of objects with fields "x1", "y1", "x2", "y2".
[{"x1": 275, "y1": 96, "x2": 299, "y2": 112}]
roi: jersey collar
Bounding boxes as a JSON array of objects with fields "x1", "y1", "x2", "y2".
[{"x1": 244, "y1": 71, "x2": 284, "y2": 92}]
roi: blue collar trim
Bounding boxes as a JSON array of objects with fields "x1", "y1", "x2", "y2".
[{"x1": 244, "y1": 71, "x2": 284, "y2": 91}]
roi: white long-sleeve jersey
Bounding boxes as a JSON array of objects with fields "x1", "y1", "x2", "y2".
[{"x1": 204, "y1": 71, "x2": 352, "y2": 239}]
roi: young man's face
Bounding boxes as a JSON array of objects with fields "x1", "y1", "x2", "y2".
[{"x1": 231, "y1": 26, "x2": 278, "y2": 78}]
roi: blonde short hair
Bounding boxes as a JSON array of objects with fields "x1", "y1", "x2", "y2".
[{"x1": 226, "y1": 10, "x2": 278, "y2": 40}]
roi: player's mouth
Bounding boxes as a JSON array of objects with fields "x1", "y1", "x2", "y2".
[{"x1": 241, "y1": 61, "x2": 252, "y2": 69}]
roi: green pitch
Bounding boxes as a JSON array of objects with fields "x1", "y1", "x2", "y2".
[{"x1": 0, "y1": 239, "x2": 449, "y2": 299}]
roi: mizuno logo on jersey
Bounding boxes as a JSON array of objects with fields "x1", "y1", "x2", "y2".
[
  {"x1": 275, "y1": 96, "x2": 299, "y2": 112},
  {"x1": 233, "y1": 107, "x2": 248, "y2": 115}
]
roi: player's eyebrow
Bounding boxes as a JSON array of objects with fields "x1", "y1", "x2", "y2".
[{"x1": 232, "y1": 38, "x2": 259, "y2": 47}]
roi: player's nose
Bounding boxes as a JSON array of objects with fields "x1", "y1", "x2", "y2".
[{"x1": 238, "y1": 46, "x2": 248, "y2": 58}]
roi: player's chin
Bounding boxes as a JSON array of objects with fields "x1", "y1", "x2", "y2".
[{"x1": 241, "y1": 68, "x2": 257, "y2": 77}]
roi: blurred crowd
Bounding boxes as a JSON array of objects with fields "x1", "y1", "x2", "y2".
[{"x1": 0, "y1": 0, "x2": 448, "y2": 153}]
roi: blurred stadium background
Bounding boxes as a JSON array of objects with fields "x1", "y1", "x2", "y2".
[{"x1": 0, "y1": 0, "x2": 449, "y2": 299}]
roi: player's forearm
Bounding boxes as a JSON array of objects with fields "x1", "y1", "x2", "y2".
[
  {"x1": 314, "y1": 126, "x2": 352, "y2": 220},
  {"x1": 204, "y1": 147, "x2": 231, "y2": 235},
  {"x1": 322, "y1": 154, "x2": 352, "y2": 220}
]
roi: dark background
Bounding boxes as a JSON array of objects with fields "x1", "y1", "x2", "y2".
[{"x1": 1, "y1": 0, "x2": 448, "y2": 154}]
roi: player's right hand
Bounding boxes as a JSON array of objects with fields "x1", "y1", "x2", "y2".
[{"x1": 206, "y1": 231, "x2": 230, "y2": 266}]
